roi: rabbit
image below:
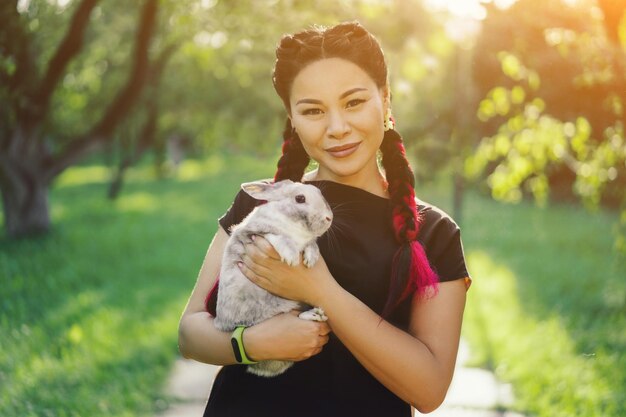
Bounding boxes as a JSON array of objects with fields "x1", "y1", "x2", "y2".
[{"x1": 213, "y1": 179, "x2": 333, "y2": 377}]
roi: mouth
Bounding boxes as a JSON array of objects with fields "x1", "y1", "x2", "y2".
[{"x1": 325, "y1": 142, "x2": 361, "y2": 158}]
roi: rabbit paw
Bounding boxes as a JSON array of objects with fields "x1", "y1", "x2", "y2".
[
  {"x1": 302, "y1": 243, "x2": 320, "y2": 268},
  {"x1": 278, "y1": 245, "x2": 300, "y2": 266},
  {"x1": 298, "y1": 307, "x2": 328, "y2": 322},
  {"x1": 265, "y1": 234, "x2": 300, "y2": 266}
]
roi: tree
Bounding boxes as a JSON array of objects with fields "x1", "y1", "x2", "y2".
[
  {"x1": 466, "y1": 0, "x2": 626, "y2": 253},
  {"x1": 0, "y1": 0, "x2": 158, "y2": 238}
]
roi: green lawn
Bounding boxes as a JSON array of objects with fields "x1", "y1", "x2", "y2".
[
  {"x1": 1, "y1": 155, "x2": 624, "y2": 416},
  {"x1": 441, "y1": 186, "x2": 624, "y2": 417},
  {"x1": 0, "y1": 155, "x2": 277, "y2": 416}
]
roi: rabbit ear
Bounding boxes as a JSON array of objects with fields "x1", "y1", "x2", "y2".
[{"x1": 241, "y1": 180, "x2": 294, "y2": 200}]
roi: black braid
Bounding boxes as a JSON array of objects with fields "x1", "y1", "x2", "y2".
[
  {"x1": 380, "y1": 129, "x2": 420, "y2": 242},
  {"x1": 274, "y1": 118, "x2": 310, "y2": 182},
  {"x1": 380, "y1": 128, "x2": 438, "y2": 317}
]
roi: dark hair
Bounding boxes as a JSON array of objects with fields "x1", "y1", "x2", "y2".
[
  {"x1": 272, "y1": 22, "x2": 439, "y2": 316},
  {"x1": 272, "y1": 22, "x2": 387, "y2": 108}
]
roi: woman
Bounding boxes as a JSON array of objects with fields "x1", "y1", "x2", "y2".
[{"x1": 178, "y1": 21, "x2": 471, "y2": 417}]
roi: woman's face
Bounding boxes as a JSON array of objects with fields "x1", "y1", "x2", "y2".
[{"x1": 288, "y1": 57, "x2": 389, "y2": 185}]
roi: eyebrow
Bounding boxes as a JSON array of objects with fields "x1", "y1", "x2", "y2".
[{"x1": 295, "y1": 87, "x2": 368, "y2": 106}]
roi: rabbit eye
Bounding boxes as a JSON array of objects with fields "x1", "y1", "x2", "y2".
[{"x1": 295, "y1": 194, "x2": 306, "y2": 204}]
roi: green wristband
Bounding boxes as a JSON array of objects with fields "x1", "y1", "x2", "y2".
[{"x1": 230, "y1": 326, "x2": 258, "y2": 365}]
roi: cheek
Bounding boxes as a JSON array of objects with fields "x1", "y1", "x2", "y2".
[
  {"x1": 293, "y1": 119, "x2": 323, "y2": 146},
  {"x1": 360, "y1": 106, "x2": 385, "y2": 141},
  {"x1": 298, "y1": 136, "x2": 320, "y2": 161}
]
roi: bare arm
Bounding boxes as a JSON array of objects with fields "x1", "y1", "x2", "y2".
[
  {"x1": 315, "y1": 278, "x2": 467, "y2": 413},
  {"x1": 239, "y1": 236, "x2": 467, "y2": 413},
  {"x1": 177, "y1": 226, "x2": 330, "y2": 365},
  {"x1": 178, "y1": 226, "x2": 237, "y2": 364}
]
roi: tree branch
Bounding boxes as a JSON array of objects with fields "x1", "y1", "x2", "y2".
[
  {"x1": 151, "y1": 42, "x2": 178, "y2": 84},
  {"x1": 90, "y1": 0, "x2": 158, "y2": 138},
  {"x1": 107, "y1": 42, "x2": 177, "y2": 199},
  {"x1": 43, "y1": 0, "x2": 159, "y2": 182},
  {"x1": 0, "y1": 2, "x2": 38, "y2": 110},
  {"x1": 0, "y1": 1, "x2": 19, "y2": 82},
  {"x1": 34, "y1": 0, "x2": 100, "y2": 119}
]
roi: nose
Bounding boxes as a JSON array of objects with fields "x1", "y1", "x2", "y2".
[{"x1": 326, "y1": 110, "x2": 350, "y2": 139}]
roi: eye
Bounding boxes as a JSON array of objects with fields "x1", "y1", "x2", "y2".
[
  {"x1": 302, "y1": 108, "x2": 323, "y2": 116},
  {"x1": 295, "y1": 194, "x2": 306, "y2": 204},
  {"x1": 346, "y1": 98, "x2": 365, "y2": 108}
]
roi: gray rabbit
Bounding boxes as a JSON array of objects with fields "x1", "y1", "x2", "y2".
[{"x1": 214, "y1": 179, "x2": 333, "y2": 377}]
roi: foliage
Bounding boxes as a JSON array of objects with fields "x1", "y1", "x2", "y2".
[
  {"x1": 472, "y1": 0, "x2": 618, "y2": 137},
  {"x1": 467, "y1": 1, "x2": 626, "y2": 254},
  {"x1": 155, "y1": 0, "x2": 456, "y2": 163},
  {"x1": 459, "y1": 191, "x2": 625, "y2": 417}
]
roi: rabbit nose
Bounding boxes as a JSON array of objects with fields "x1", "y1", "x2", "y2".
[{"x1": 325, "y1": 216, "x2": 332, "y2": 222}]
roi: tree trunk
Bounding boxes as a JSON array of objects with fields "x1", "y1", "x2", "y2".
[
  {"x1": 0, "y1": 159, "x2": 50, "y2": 238},
  {"x1": 0, "y1": 0, "x2": 159, "y2": 239}
]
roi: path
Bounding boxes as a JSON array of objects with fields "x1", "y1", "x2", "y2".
[{"x1": 154, "y1": 340, "x2": 524, "y2": 417}]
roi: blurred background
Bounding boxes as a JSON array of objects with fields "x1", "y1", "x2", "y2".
[{"x1": 1, "y1": 0, "x2": 624, "y2": 416}]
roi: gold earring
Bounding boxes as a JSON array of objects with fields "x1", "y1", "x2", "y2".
[{"x1": 384, "y1": 108, "x2": 394, "y2": 131}]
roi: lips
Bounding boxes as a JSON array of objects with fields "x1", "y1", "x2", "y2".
[{"x1": 325, "y1": 142, "x2": 361, "y2": 158}]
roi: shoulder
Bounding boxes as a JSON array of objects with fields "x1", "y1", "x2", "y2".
[
  {"x1": 415, "y1": 198, "x2": 460, "y2": 238},
  {"x1": 414, "y1": 197, "x2": 470, "y2": 284}
]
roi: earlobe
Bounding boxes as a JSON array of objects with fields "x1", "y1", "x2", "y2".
[{"x1": 287, "y1": 115, "x2": 296, "y2": 134}]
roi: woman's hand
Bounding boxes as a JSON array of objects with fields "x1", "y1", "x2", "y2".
[
  {"x1": 237, "y1": 235, "x2": 333, "y2": 306},
  {"x1": 244, "y1": 311, "x2": 331, "y2": 362}
]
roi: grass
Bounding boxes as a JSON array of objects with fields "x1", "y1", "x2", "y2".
[
  {"x1": 0, "y1": 155, "x2": 277, "y2": 416},
  {"x1": 423, "y1": 182, "x2": 625, "y2": 417},
  {"x1": 1, "y1": 155, "x2": 624, "y2": 416}
]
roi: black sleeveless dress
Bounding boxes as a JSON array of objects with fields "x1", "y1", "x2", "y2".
[{"x1": 204, "y1": 180, "x2": 470, "y2": 417}]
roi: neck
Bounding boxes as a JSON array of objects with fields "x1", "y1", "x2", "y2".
[{"x1": 304, "y1": 164, "x2": 389, "y2": 199}]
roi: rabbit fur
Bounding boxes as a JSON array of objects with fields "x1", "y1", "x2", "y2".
[{"x1": 213, "y1": 179, "x2": 333, "y2": 377}]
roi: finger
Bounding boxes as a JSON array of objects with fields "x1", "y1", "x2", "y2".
[
  {"x1": 243, "y1": 240, "x2": 267, "y2": 260},
  {"x1": 237, "y1": 260, "x2": 255, "y2": 280},
  {"x1": 316, "y1": 322, "x2": 332, "y2": 336},
  {"x1": 240, "y1": 255, "x2": 263, "y2": 280},
  {"x1": 321, "y1": 326, "x2": 331, "y2": 336},
  {"x1": 251, "y1": 235, "x2": 281, "y2": 260},
  {"x1": 244, "y1": 242, "x2": 279, "y2": 268},
  {"x1": 237, "y1": 261, "x2": 267, "y2": 288},
  {"x1": 241, "y1": 253, "x2": 274, "y2": 278}
]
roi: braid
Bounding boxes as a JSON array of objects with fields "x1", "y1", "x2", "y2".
[
  {"x1": 274, "y1": 118, "x2": 310, "y2": 182},
  {"x1": 380, "y1": 129, "x2": 439, "y2": 317}
]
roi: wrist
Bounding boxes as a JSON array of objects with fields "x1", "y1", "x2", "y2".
[
  {"x1": 308, "y1": 277, "x2": 340, "y2": 308},
  {"x1": 241, "y1": 324, "x2": 266, "y2": 362},
  {"x1": 231, "y1": 326, "x2": 258, "y2": 364}
]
